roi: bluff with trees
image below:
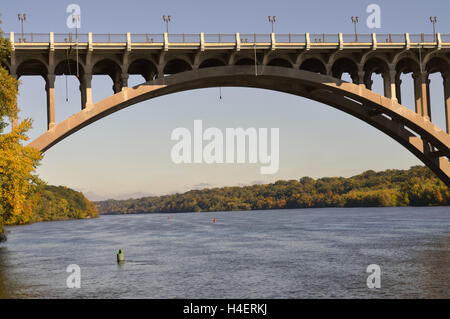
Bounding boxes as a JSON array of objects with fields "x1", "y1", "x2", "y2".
[{"x1": 95, "y1": 166, "x2": 450, "y2": 215}]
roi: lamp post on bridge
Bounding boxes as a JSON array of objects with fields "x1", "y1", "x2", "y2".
[
  {"x1": 351, "y1": 16, "x2": 359, "y2": 42},
  {"x1": 163, "y1": 15, "x2": 172, "y2": 34},
  {"x1": 268, "y1": 16, "x2": 276, "y2": 33},
  {"x1": 72, "y1": 13, "x2": 81, "y2": 77},
  {"x1": 430, "y1": 16, "x2": 438, "y2": 42},
  {"x1": 18, "y1": 13, "x2": 27, "y2": 43}
]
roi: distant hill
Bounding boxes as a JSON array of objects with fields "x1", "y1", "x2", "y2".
[{"x1": 94, "y1": 166, "x2": 449, "y2": 215}]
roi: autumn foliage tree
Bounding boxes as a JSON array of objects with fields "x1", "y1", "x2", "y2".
[{"x1": 0, "y1": 17, "x2": 42, "y2": 241}]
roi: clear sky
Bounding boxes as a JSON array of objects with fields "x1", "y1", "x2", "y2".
[{"x1": 1, "y1": 0, "x2": 449, "y2": 200}]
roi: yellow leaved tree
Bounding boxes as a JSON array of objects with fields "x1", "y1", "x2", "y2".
[{"x1": 0, "y1": 15, "x2": 42, "y2": 241}]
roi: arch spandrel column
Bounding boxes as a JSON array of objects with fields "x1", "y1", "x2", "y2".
[
  {"x1": 112, "y1": 72, "x2": 128, "y2": 94},
  {"x1": 325, "y1": 63, "x2": 332, "y2": 76},
  {"x1": 357, "y1": 70, "x2": 365, "y2": 88},
  {"x1": 387, "y1": 65, "x2": 397, "y2": 101},
  {"x1": 443, "y1": 73, "x2": 450, "y2": 134},
  {"x1": 420, "y1": 72, "x2": 431, "y2": 121},
  {"x1": 426, "y1": 78, "x2": 432, "y2": 121},
  {"x1": 46, "y1": 74, "x2": 56, "y2": 130},
  {"x1": 121, "y1": 73, "x2": 129, "y2": 90},
  {"x1": 395, "y1": 73, "x2": 402, "y2": 105},
  {"x1": 413, "y1": 72, "x2": 423, "y2": 116},
  {"x1": 81, "y1": 73, "x2": 93, "y2": 108}
]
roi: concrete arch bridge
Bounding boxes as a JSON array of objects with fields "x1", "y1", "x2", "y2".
[{"x1": 5, "y1": 31, "x2": 450, "y2": 185}]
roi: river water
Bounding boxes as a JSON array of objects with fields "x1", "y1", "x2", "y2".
[{"x1": 0, "y1": 207, "x2": 448, "y2": 298}]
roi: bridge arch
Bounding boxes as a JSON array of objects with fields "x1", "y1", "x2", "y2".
[
  {"x1": 363, "y1": 57, "x2": 389, "y2": 90},
  {"x1": 235, "y1": 58, "x2": 255, "y2": 66},
  {"x1": 299, "y1": 58, "x2": 327, "y2": 75},
  {"x1": 199, "y1": 58, "x2": 226, "y2": 69},
  {"x1": 92, "y1": 59, "x2": 123, "y2": 93},
  {"x1": 426, "y1": 57, "x2": 450, "y2": 75},
  {"x1": 28, "y1": 66, "x2": 450, "y2": 186},
  {"x1": 128, "y1": 59, "x2": 157, "y2": 82},
  {"x1": 396, "y1": 57, "x2": 420, "y2": 75},
  {"x1": 54, "y1": 59, "x2": 85, "y2": 78},
  {"x1": 163, "y1": 58, "x2": 192, "y2": 75},
  {"x1": 332, "y1": 57, "x2": 359, "y2": 84},
  {"x1": 267, "y1": 58, "x2": 292, "y2": 68},
  {"x1": 17, "y1": 59, "x2": 48, "y2": 78}
]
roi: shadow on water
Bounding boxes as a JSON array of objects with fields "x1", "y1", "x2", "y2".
[
  {"x1": 0, "y1": 246, "x2": 27, "y2": 298},
  {"x1": 416, "y1": 236, "x2": 450, "y2": 298},
  {"x1": 0, "y1": 246, "x2": 46, "y2": 299}
]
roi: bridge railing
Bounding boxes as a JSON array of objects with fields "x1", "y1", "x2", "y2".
[
  {"x1": 92, "y1": 33, "x2": 128, "y2": 43},
  {"x1": 275, "y1": 34, "x2": 306, "y2": 43},
  {"x1": 410, "y1": 33, "x2": 437, "y2": 43},
  {"x1": 310, "y1": 33, "x2": 339, "y2": 43},
  {"x1": 342, "y1": 34, "x2": 372, "y2": 43},
  {"x1": 376, "y1": 34, "x2": 405, "y2": 43},
  {"x1": 13, "y1": 32, "x2": 50, "y2": 43},
  {"x1": 204, "y1": 34, "x2": 236, "y2": 43},
  {"x1": 54, "y1": 33, "x2": 89, "y2": 43},
  {"x1": 239, "y1": 34, "x2": 272, "y2": 43},
  {"x1": 8, "y1": 32, "x2": 447, "y2": 45},
  {"x1": 168, "y1": 34, "x2": 201, "y2": 43},
  {"x1": 131, "y1": 34, "x2": 164, "y2": 43}
]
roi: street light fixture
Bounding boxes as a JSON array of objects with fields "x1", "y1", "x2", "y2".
[
  {"x1": 72, "y1": 13, "x2": 81, "y2": 77},
  {"x1": 18, "y1": 13, "x2": 27, "y2": 43},
  {"x1": 351, "y1": 16, "x2": 359, "y2": 42},
  {"x1": 268, "y1": 16, "x2": 276, "y2": 33},
  {"x1": 430, "y1": 16, "x2": 438, "y2": 42},
  {"x1": 163, "y1": 15, "x2": 172, "y2": 34}
]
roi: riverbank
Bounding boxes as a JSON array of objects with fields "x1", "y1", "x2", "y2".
[{"x1": 0, "y1": 185, "x2": 98, "y2": 241}]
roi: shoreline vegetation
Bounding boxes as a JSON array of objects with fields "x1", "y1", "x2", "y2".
[
  {"x1": 95, "y1": 166, "x2": 449, "y2": 215},
  {"x1": 4, "y1": 185, "x2": 98, "y2": 227}
]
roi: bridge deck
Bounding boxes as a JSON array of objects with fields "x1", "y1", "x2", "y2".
[{"x1": 7, "y1": 32, "x2": 450, "y2": 51}]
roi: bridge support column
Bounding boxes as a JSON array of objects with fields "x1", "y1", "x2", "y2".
[
  {"x1": 426, "y1": 78, "x2": 432, "y2": 121},
  {"x1": 46, "y1": 74, "x2": 56, "y2": 130},
  {"x1": 112, "y1": 73, "x2": 129, "y2": 93},
  {"x1": 443, "y1": 74, "x2": 450, "y2": 133},
  {"x1": 121, "y1": 73, "x2": 129, "y2": 90},
  {"x1": 382, "y1": 73, "x2": 389, "y2": 97},
  {"x1": 395, "y1": 73, "x2": 402, "y2": 105},
  {"x1": 325, "y1": 64, "x2": 332, "y2": 77},
  {"x1": 80, "y1": 73, "x2": 93, "y2": 109},
  {"x1": 357, "y1": 70, "x2": 365, "y2": 89},
  {"x1": 413, "y1": 72, "x2": 423, "y2": 117},
  {"x1": 385, "y1": 68, "x2": 397, "y2": 101},
  {"x1": 421, "y1": 73, "x2": 431, "y2": 120},
  {"x1": 156, "y1": 65, "x2": 164, "y2": 79}
]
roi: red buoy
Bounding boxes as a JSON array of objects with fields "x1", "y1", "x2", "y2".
[{"x1": 213, "y1": 218, "x2": 216, "y2": 223}]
